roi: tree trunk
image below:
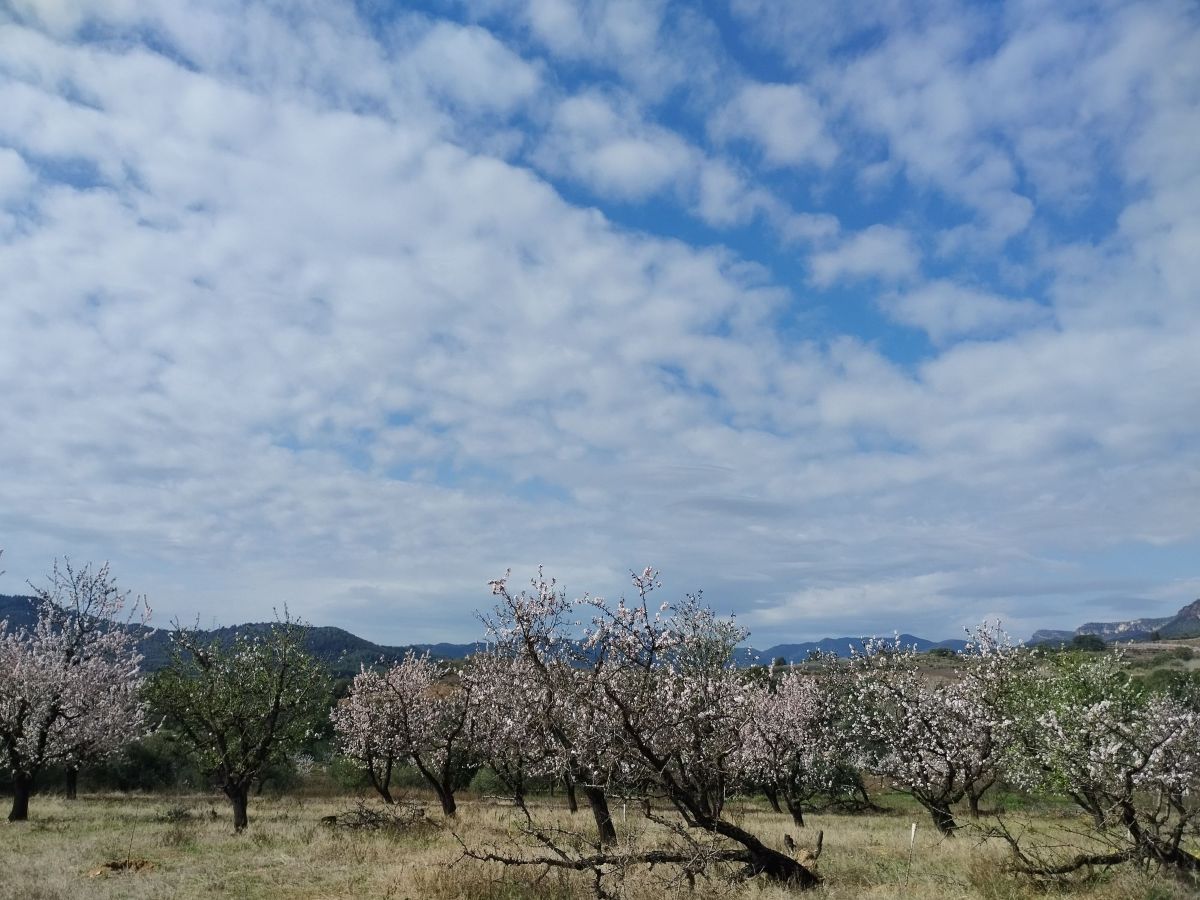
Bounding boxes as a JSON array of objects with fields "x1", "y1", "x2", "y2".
[
  {"x1": 65, "y1": 766, "x2": 78, "y2": 801},
  {"x1": 8, "y1": 773, "x2": 33, "y2": 822},
  {"x1": 966, "y1": 776, "x2": 994, "y2": 818},
  {"x1": 226, "y1": 783, "x2": 250, "y2": 832},
  {"x1": 763, "y1": 785, "x2": 783, "y2": 815},
  {"x1": 924, "y1": 800, "x2": 957, "y2": 836},
  {"x1": 846, "y1": 771, "x2": 886, "y2": 812},
  {"x1": 370, "y1": 758, "x2": 395, "y2": 804},
  {"x1": 373, "y1": 779, "x2": 395, "y2": 805},
  {"x1": 564, "y1": 773, "x2": 578, "y2": 813},
  {"x1": 966, "y1": 789, "x2": 983, "y2": 818},
  {"x1": 413, "y1": 755, "x2": 458, "y2": 818},
  {"x1": 436, "y1": 784, "x2": 457, "y2": 818},
  {"x1": 785, "y1": 797, "x2": 805, "y2": 828},
  {"x1": 709, "y1": 816, "x2": 820, "y2": 888},
  {"x1": 583, "y1": 785, "x2": 618, "y2": 846}
]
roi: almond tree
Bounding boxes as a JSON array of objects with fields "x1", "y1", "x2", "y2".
[
  {"x1": 460, "y1": 651, "x2": 549, "y2": 807},
  {"x1": 846, "y1": 625, "x2": 1025, "y2": 836},
  {"x1": 146, "y1": 618, "x2": 331, "y2": 831},
  {"x1": 0, "y1": 560, "x2": 147, "y2": 822},
  {"x1": 1001, "y1": 651, "x2": 1200, "y2": 874},
  {"x1": 465, "y1": 568, "x2": 820, "y2": 890},
  {"x1": 581, "y1": 575, "x2": 816, "y2": 884},
  {"x1": 333, "y1": 652, "x2": 476, "y2": 817},
  {"x1": 330, "y1": 666, "x2": 406, "y2": 803},
  {"x1": 735, "y1": 665, "x2": 854, "y2": 827},
  {"x1": 481, "y1": 570, "x2": 622, "y2": 844}
]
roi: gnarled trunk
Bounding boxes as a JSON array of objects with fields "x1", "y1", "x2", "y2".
[
  {"x1": 709, "y1": 816, "x2": 819, "y2": 888},
  {"x1": 370, "y1": 758, "x2": 395, "y2": 804},
  {"x1": 966, "y1": 792, "x2": 980, "y2": 818},
  {"x1": 225, "y1": 782, "x2": 250, "y2": 832},
  {"x1": 413, "y1": 754, "x2": 458, "y2": 818},
  {"x1": 564, "y1": 773, "x2": 578, "y2": 813},
  {"x1": 65, "y1": 766, "x2": 78, "y2": 801},
  {"x1": 435, "y1": 784, "x2": 457, "y2": 818},
  {"x1": 660, "y1": 780, "x2": 820, "y2": 888},
  {"x1": 965, "y1": 775, "x2": 994, "y2": 818},
  {"x1": 8, "y1": 773, "x2": 33, "y2": 822},
  {"x1": 785, "y1": 796, "x2": 805, "y2": 828},
  {"x1": 763, "y1": 785, "x2": 783, "y2": 815},
  {"x1": 923, "y1": 799, "x2": 957, "y2": 836},
  {"x1": 583, "y1": 785, "x2": 617, "y2": 846}
]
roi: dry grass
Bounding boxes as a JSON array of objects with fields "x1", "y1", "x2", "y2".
[{"x1": 0, "y1": 790, "x2": 1196, "y2": 899}]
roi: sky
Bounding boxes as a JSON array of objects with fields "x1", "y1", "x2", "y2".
[{"x1": 0, "y1": 0, "x2": 1197, "y2": 646}]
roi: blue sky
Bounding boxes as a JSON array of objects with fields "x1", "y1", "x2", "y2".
[{"x1": 0, "y1": 0, "x2": 1197, "y2": 644}]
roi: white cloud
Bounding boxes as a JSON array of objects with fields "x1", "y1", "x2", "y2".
[
  {"x1": 532, "y1": 91, "x2": 694, "y2": 200},
  {"x1": 466, "y1": 0, "x2": 702, "y2": 101},
  {"x1": 5, "y1": 0, "x2": 141, "y2": 35},
  {"x1": 709, "y1": 82, "x2": 836, "y2": 168},
  {"x1": 0, "y1": 147, "x2": 33, "y2": 201},
  {"x1": 809, "y1": 224, "x2": 920, "y2": 285},
  {"x1": 881, "y1": 280, "x2": 1051, "y2": 344},
  {"x1": 0, "y1": 1, "x2": 1198, "y2": 648},
  {"x1": 832, "y1": 22, "x2": 1038, "y2": 245},
  {"x1": 728, "y1": 0, "x2": 935, "y2": 70},
  {"x1": 405, "y1": 21, "x2": 542, "y2": 114},
  {"x1": 531, "y1": 89, "x2": 833, "y2": 241}
]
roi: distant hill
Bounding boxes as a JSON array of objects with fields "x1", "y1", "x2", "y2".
[
  {"x1": 0, "y1": 593, "x2": 40, "y2": 631},
  {"x1": 1, "y1": 593, "x2": 1001, "y2": 673},
  {"x1": 0, "y1": 594, "x2": 481, "y2": 678},
  {"x1": 759, "y1": 634, "x2": 970, "y2": 664},
  {"x1": 1028, "y1": 628, "x2": 1076, "y2": 644},
  {"x1": 1031, "y1": 598, "x2": 1200, "y2": 645}
]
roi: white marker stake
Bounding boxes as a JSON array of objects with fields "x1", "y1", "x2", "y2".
[{"x1": 904, "y1": 822, "x2": 917, "y2": 888}]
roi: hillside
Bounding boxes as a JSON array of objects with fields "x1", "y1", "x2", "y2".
[
  {"x1": 759, "y1": 634, "x2": 969, "y2": 663},
  {"x1": 0, "y1": 594, "x2": 481, "y2": 678},
  {"x1": 3, "y1": 593, "x2": 979, "y2": 672},
  {"x1": 1031, "y1": 598, "x2": 1200, "y2": 645},
  {"x1": 23, "y1": 590, "x2": 1200, "y2": 666}
]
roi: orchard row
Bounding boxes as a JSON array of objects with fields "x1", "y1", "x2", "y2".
[{"x1": 4, "y1": 558, "x2": 1199, "y2": 890}]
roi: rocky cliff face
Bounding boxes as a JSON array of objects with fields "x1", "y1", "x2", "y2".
[
  {"x1": 1077, "y1": 615, "x2": 1174, "y2": 639},
  {"x1": 1035, "y1": 599, "x2": 1200, "y2": 644},
  {"x1": 1170, "y1": 598, "x2": 1200, "y2": 624},
  {"x1": 1030, "y1": 628, "x2": 1075, "y2": 644}
]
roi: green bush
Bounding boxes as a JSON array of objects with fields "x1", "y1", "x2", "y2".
[
  {"x1": 327, "y1": 754, "x2": 375, "y2": 792},
  {"x1": 86, "y1": 731, "x2": 203, "y2": 791},
  {"x1": 468, "y1": 766, "x2": 508, "y2": 796}
]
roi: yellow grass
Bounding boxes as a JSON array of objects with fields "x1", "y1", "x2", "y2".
[{"x1": 1, "y1": 790, "x2": 1196, "y2": 900}]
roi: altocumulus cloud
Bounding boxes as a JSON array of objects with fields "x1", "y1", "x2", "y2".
[{"x1": 0, "y1": 0, "x2": 1197, "y2": 645}]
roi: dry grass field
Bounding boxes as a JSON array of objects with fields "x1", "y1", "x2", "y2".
[{"x1": 2, "y1": 789, "x2": 1198, "y2": 900}]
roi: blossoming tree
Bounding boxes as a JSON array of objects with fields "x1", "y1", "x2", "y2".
[
  {"x1": 1001, "y1": 650, "x2": 1200, "y2": 874},
  {"x1": 333, "y1": 651, "x2": 477, "y2": 816},
  {"x1": 480, "y1": 569, "x2": 621, "y2": 844},
  {"x1": 0, "y1": 559, "x2": 147, "y2": 822},
  {"x1": 465, "y1": 568, "x2": 820, "y2": 890},
  {"x1": 330, "y1": 666, "x2": 407, "y2": 804},
  {"x1": 846, "y1": 625, "x2": 1026, "y2": 835},
  {"x1": 147, "y1": 617, "x2": 331, "y2": 831},
  {"x1": 735, "y1": 663, "x2": 855, "y2": 827}
]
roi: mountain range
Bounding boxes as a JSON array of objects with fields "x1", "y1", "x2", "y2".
[
  {"x1": 5, "y1": 592, "x2": 1197, "y2": 676},
  {"x1": 0, "y1": 593, "x2": 970, "y2": 674},
  {"x1": 0, "y1": 594, "x2": 485, "y2": 677},
  {"x1": 1030, "y1": 598, "x2": 1200, "y2": 645}
]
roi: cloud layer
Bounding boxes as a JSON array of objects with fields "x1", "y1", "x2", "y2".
[{"x1": 0, "y1": 0, "x2": 1197, "y2": 644}]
